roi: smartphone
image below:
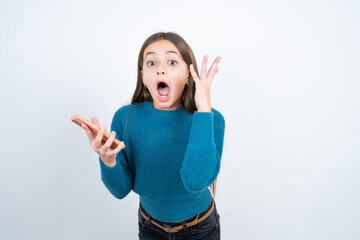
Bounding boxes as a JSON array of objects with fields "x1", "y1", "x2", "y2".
[{"x1": 71, "y1": 115, "x2": 125, "y2": 150}]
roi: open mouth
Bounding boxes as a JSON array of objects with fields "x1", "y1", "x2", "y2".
[{"x1": 157, "y1": 82, "x2": 170, "y2": 99}]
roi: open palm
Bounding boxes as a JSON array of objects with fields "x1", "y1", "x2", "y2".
[{"x1": 189, "y1": 55, "x2": 222, "y2": 111}]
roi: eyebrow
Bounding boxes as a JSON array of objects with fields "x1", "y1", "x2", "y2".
[{"x1": 144, "y1": 50, "x2": 180, "y2": 58}]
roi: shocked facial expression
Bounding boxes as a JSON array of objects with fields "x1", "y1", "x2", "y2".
[{"x1": 141, "y1": 40, "x2": 190, "y2": 111}]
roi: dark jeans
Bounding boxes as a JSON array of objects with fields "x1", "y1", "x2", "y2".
[{"x1": 138, "y1": 200, "x2": 221, "y2": 240}]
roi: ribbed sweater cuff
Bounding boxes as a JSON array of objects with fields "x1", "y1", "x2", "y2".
[{"x1": 99, "y1": 156, "x2": 119, "y2": 176}]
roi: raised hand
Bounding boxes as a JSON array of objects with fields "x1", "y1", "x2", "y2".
[{"x1": 189, "y1": 55, "x2": 221, "y2": 112}]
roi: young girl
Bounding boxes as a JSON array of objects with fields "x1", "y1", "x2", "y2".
[{"x1": 81, "y1": 32, "x2": 225, "y2": 239}]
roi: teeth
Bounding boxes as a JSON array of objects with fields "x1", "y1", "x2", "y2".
[{"x1": 160, "y1": 95, "x2": 167, "y2": 99}]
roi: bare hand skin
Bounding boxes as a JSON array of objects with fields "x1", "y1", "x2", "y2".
[
  {"x1": 189, "y1": 55, "x2": 221, "y2": 112},
  {"x1": 81, "y1": 116, "x2": 125, "y2": 167}
]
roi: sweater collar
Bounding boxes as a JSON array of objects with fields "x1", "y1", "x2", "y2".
[{"x1": 143, "y1": 101, "x2": 187, "y2": 118}]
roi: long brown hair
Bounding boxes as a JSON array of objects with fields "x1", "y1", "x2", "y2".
[{"x1": 127, "y1": 31, "x2": 218, "y2": 199}]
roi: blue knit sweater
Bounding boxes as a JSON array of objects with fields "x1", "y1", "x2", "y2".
[{"x1": 99, "y1": 101, "x2": 225, "y2": 222}]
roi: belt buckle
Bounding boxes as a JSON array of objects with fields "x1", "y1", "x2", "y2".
[{"x1": 164, "y1": 224, "x2": 176, "y2": 233}]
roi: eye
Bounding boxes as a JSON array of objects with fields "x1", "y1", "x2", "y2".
[
  {"x1": 168, "y1": 60, "x2": 177, "y2": 65},
  {"x1": 146, "y1": 61, "x2": 155, "y2": 66}
]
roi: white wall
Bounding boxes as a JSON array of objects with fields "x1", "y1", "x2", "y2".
[{"x1": 0, "y1": 0, "x2": 359, "y2": 239}]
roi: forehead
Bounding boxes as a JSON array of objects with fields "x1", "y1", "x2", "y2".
[{"x1": 143, "y1": 40, "x2": 180, "y2": 58}]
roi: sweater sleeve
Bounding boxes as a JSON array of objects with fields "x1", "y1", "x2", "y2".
[
  {"x1": 99, "y1": 109, "x2": 134, "y2": 199},
  {"x1": 180, "y1": 109, "x2": 225, "y2": 192}
]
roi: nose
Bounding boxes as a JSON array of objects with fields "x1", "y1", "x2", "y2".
[{"x1": 156, "y1": 62, "x2": 166, "y2": 75}]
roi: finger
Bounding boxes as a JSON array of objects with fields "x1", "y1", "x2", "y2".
[
  {"x1": 189, "y1": 64, "x2": 200, "y2": 84},
  {"x1": 94, "y1": 125, "x2": 106, "y2": 149},
  {"x1": 201, "y1": 55, "x2": 208, "y2": 79},
  {"x1": 208, "y1": 56, "x2": 222, "y2": 81},
  {"x1": 112, "y1": 141, "x2": 125, "y2": 155},
  {"x1": 82, "y1": 123, "x2": 96, "y2": 142},
  {"x1": 91, "y1": 116, "x2": 100, "y2": 128},
  {"x1": 104, "y1": 131, "x2": 116, "y2": 149},
  {"x1": 208, "y1": 66, "x2": 221, "y2": 83},
  {"x1": 208, "y1": 56, "x2": 221, "y2": 75}
]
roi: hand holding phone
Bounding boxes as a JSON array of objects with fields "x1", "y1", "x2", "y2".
[
  {"x1": 71, "y1": 115, "x2": 125, "y2": 150},
  {"x1": 71, "y1": 115, "x2": 126, "y2": 167}
]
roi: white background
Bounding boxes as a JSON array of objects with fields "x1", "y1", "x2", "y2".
[{"x1": 1, "y1": 0, "x2": 359, "y2": 239}]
